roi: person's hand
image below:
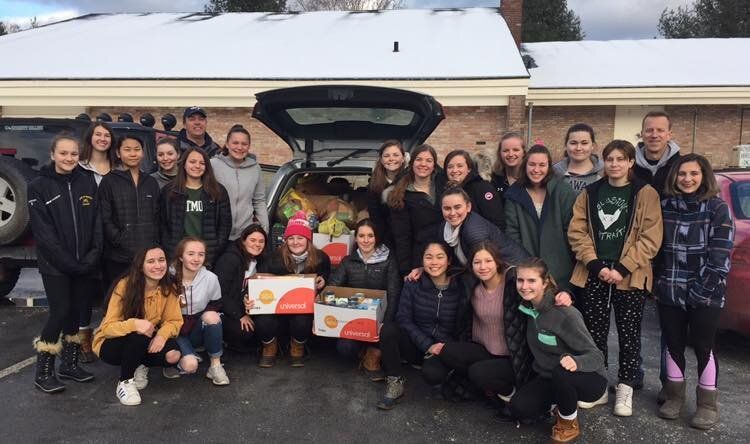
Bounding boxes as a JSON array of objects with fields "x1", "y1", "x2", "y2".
[
  {"x1": 560, "y1": 355, "x2": 577, "y2": 372},
  {"x1": 609, "y1": 269, "x2": 624, "y2": 285},
  {"x1": 134, "y1": 319, "x2": 155, "y2": 337},
  {"x1": 598, "y1": 267, "x2": 611, "y2": 283},
  {"x1": 405, "y1": 267, "x2": 423, "y2": 282},
  {"x1": 428, "y1": 342, "x2": 445, "y2": 356},
  {"x1": 243, "y1": 295, "x2": 254, "y2": 313},
  {"x1": 554, "y1": 291, "x2": 573, "y2": 307},
  {"x1": 148, "y1": 335, "x2": 167, "y2": 353},
  {"x1": 315, "y1": 275, "x2": 326, "y2": 290},
  {"x1": 240, "y1": 315, "x2": 254, "y2": 332}
]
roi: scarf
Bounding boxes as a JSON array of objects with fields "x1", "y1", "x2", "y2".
[
  {"x1": 443, "y1": 223, "x2": 467, "y2": 265},
  {"x1": 358, "y1": 245, "x2": 390, "y2": 264},
  {"x1": 291, "y1": 251, "x2": 309, "y2": 274}
]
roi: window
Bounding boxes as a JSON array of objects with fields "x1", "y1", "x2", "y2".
[
  {"x1": 286, "y1": 108, "x2": 415, "y2": 126},
  {"x1": 731, "y1": 181, "x2": 750, "y2": 220}
]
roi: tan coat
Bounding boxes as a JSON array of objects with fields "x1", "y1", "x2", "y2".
[
  {"x1": 568, "y1": 180, "x2": 663, "y2": 291},
  {"x1": 93, "y1": 278, "x2": 183, "y2": 355}
]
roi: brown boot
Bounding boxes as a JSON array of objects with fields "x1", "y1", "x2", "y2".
[
  {"x1": 290, "y1": 339, "x2": 305, "y2": 367},
  {"x1": 690, "y1": 386, "x2": 719, "y2": 430},
  {"x1": 78, "y1": 328, "x2": 97, "y2": 363},
  {"x1": 658, "y1": 379, "x2": 685, "y2": 420},
  {"x1": 258, "y1": 339, "x2": 278, "y2": 368},
  {"x1": 360, "y1": 347, "x2": 384, "y2": 382},
  {"x1": 551, "y1": 409, "x2": 580, "y2": 443}
]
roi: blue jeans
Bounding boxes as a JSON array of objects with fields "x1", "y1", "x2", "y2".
[{"x1": 176, "y1": 318, "x2": 224, "y2": 358}]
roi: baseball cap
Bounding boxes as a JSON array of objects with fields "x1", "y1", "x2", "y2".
[{"x1": 183, "y1": 106, "x2": 207, "y2": 119}]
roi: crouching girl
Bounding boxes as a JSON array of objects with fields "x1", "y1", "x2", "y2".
[
  {"x1": 164, "y1": 237, "x2": 229, "y2": 385},
  {"x1": 93, "y1": 246, "x2": 182, "y2": 406}
]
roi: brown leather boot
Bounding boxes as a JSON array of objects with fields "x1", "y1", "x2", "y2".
[
  {"x1": 290, "y1": 339, "x2": 305, "y2": 367},
  {"x1": 360, "y1": 347, "x2": 384, "y2": 381},
  {"x1": 690, "y1": 386, "x2": 719, "y2": 430},
  {"x1": 551, "y1": 409, "x2": 580, "y2": 443},
  {"x1": 78, "y1": 328, "x2": 97, "y2": 363},
  {"x1": 258, "y1": 339, "x2": 278, "y2": 368}
]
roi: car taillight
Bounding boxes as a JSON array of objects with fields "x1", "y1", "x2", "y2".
[{"x1": 0, "y1": 147, "x2": 17, "y2": 156}]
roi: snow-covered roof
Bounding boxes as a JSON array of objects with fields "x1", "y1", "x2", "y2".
[
  {"x1": 0, "y1": 8, "x2": 528, "y2": 80},
  {"x1": 523, "y1": 39, "x2": 750, "y2": 89}
]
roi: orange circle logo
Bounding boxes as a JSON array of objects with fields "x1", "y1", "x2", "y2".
[
  {"x1": 259, "y1": 290, "x2": 275, "y2": 304},
  {"x1": 324, "y1": 315, "x2": 338, "y2": 328}
]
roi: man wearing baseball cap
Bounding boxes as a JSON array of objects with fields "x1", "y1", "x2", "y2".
[{"x1": 177, "y1": 106, "x2": 221, "y2": 157}]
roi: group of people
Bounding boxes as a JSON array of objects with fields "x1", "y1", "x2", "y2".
[{"x1": 28, "y1": 108, "x2": 734, "y2": 443}]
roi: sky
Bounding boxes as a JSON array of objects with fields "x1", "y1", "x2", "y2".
[{"x1": 0, "y1": 0, "x2": 693, "y2": 40}]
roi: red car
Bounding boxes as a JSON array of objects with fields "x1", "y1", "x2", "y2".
[{"x1": 716, "y1": 170, "x2": 750, "y2": 336}]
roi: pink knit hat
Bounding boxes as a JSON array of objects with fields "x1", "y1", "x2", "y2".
[{"x1": 284, "y1": 211, "x2": 312, "y2": 241}]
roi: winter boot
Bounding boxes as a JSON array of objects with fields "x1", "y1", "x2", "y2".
[
  {"x1": 551, "y1": 409, "x2": 580, "y2": 443},
  {"x1": 377, "y1": 376, "x2": 405, "y2": 410},
  {"x1": 690, "y1": 386, "x2": 719, "y2": 430},
  {"x1": 657, "y1": 380, "x2": 686, "y2": 420},
  {"x1": 360, "y1": 347, "x2": 384, "y2": 382},
  {"x1": 290, "y1": 339, "x2": 306, "y2": 367},
  {"x1": 33, "y1": 338, "x2": 65, "y2": 393},
  {"x1": 58, "y1": 334, "x2": 95, "y2": 382},
  {"x1": 258, "y1": 339, "x2": 278, "y2": 368},
  {"x1": 78, "y1": 327, "x2": 97, "y2": 363}
]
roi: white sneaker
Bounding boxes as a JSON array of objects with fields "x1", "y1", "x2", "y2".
[
  {"x1": 116, "y1": 379, "x2": 142, "y2": 406},
  {"x1": 133, "y1": 365, "x2": 149, "y2": 390},
  {"x1": 578, "y1": 389, "x2": 608, "y2": 409},
  {"x1": 614, "y1": 383, "x2": 633, "y2": 417},
  {"x1": 206, "y1": 364, "x2": 229, "y2": 386}
]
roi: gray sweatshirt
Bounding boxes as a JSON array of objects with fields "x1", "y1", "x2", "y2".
[
  {"x1": 180, "y1": 266, "x2": 222, "y2": 316},
  {"x1": 211, "y1": 153, "x2": 269, "y2": 239},
  {"x1": 553, "y1": 155, "x2": 604, "y2": 194},
  {"x1": 520, "y1": 291, "x2": 606, "y2": 379}
]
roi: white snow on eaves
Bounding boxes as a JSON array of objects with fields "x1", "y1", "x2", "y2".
[
  {"x1": 523, "y1": 39, "x2": 750, "y2": 88},
  {"x1": 0, "y1": 9, "x2": 529, "y2": 80}
]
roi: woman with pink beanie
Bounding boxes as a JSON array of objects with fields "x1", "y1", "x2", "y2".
[{"x1": 253, "y1": 211, "x2": 331, "y2": 368}]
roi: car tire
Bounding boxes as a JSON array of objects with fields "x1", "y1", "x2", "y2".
[
  {"x1": 0, "y1": 264, "x2": 21, "y2": 298},
  {"x1": 0, "y1": 159, "x2": 36, "y2": 245}
]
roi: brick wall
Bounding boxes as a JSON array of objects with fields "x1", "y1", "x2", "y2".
[
  {"x1": 424, "y1": 106, "x2": 507, "y2": 164},
  {"x1": 665, "y1": 105, "x2": 746, "y2": 167},
  {"x1": 500, "y1": 0, "x2": 523, "y2": 48},
  {"x1": 528, "y1": 105, "x2": 616, "y2": 161}
]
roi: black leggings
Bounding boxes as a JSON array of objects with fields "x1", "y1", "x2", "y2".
[
  {"x1": 99, "y1": 333, "x2": 180, "y2": 381},
  {"x1": 253, "y1": 314, "x2": 312, "y2": 343},
  {"x1": 658, "y1": 303, "x2": 721, "y2": 388},
  {"x1": 577, "y1": 276, "x2": 647, "y2": 384},
  {"x1": 439, "y1": 342, "x2": 515, "y2": 396},
  {"x1": 511, "y1": 366, "x2": 608, "y2": 418},
  {"x1": 222, "y1": 316, "x2": 255, "y2": 350},
  {"x1": 40, "y1": 274, "x2": 96, "y2": 343},
  {"x1": 78, "y1": 278, "x2": 104, "y2": 328},
  {"x1": 379, "y1": 322, "x2": 451, "y2": 384}
]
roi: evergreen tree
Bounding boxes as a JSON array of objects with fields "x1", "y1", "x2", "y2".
[
  {"x1": 522, "y1": 0, "x2": 584, "y2": 42},
  {"x1": 658, "y1": 0, "x2": 749, "y2": 38},
  {"x1": 204, "y1": 0, "x2": 287, "y2": 13}
]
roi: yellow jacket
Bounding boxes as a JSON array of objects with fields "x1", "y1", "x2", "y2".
[
  {"x1": 93, "y1": 278, "x2": 183, "y2": 355},
  {"x1": 568, "y1": 178, "x2": 663, "y2": 292}
]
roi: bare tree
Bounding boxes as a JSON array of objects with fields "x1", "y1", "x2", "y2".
[{"x1": 291, "y1": 0, "x2": 403, "y2": 12}]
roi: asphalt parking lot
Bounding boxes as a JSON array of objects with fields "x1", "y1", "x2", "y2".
[{"x1": 1, "y1": 269, "x2": 748, "y2": 443}]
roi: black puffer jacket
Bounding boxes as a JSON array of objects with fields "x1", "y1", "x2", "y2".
[
  {"x1": 456, "y1": 268, "x2": 533, "y2": 386},
  {"x1": 490, "y1": 172, "x2": 511, "y2": 198},
  {"x1": 328, "y1": 249, "x2": 402, "y2": 322},
  {"x1": 462, "y1": 171, "x2": 504, "y2": 229},
  {"x1": 177, "y1": 129, "x2": 221, "y2": 158},
  {"x1": 98, "y1": 169, "x2": 160, "y2": 264},
  {"x1": 389, "y1": 173, "x2": 447, "y2": 275},
  {"x1": 366, "y1": 188, "x2": 394, "y2": 248},
  {"x1": 159, "y1": 183, "x2": 232, "y2": 267},
  {"x1": 440, "y1": 212, "x2": 530, "y2": 267},
  {"x1": 260, "y1": 247, "x2": 332, "y2": 283},
  {"x1": 396, "y1": 272, "x2": 464, "y2": 353},
  {"x1": 28, "y1": 166, "x2": 102, "y2": 277},
  {"x1": 213, "y1": 242, "x2": 266, "y2": 321}
]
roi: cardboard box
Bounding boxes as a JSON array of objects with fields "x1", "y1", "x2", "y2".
[
  {"x1": 247, "y1": 275, "x2": 316, "y2": 314},
  {"x1": 313, "y1": 286, "x2": 386, "y2": 343},
  {"x1": 313, "y1": 233, "x2": 353, "y2": 266}
]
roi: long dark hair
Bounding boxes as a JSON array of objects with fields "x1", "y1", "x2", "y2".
[
  {"x1": 170, "y1": 237, "x2": 206, "y2": 295},
  {"x1": 664, "y1": 153, "x2": 720, "y2": 201},
  {"x1": 370, "y1": 139, "x2": 406, "y2": 195},
  {"x1": 119, "y1": 246, "x2": 177, "y2": 319},
  {"x1": 387, "y1": 144, "x2": 438, "y2": 210},
  {"x1": 236, "y1": 224, "x2": 268, "y2": 268},
  {"x1": 354, "y1": 218, "x2": 382, "y2": 249},
  {"x1": 80, "y1": 122, "x2": 116, "y2": 166},
  {"x1": 169, "y1": 147, "x2": 223, "y2": 201},
  {"x1": 517, "y1": 144, "x2": 555, "y2": 188}
]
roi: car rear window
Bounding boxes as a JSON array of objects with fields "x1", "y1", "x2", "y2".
[
  {"x1": 0, "y1": 123, "x2": 83, "y2": 169},
  {"x1": 286, "y1": 107, "x2": 415, "y2": 126},
  {"x1": 731, "y1": 181, "x2": 750, "y2": 219}
]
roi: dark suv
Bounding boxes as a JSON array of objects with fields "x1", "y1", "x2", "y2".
[{"x1": 0, "y1": 116, "x2": 177, "y2": 298}]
